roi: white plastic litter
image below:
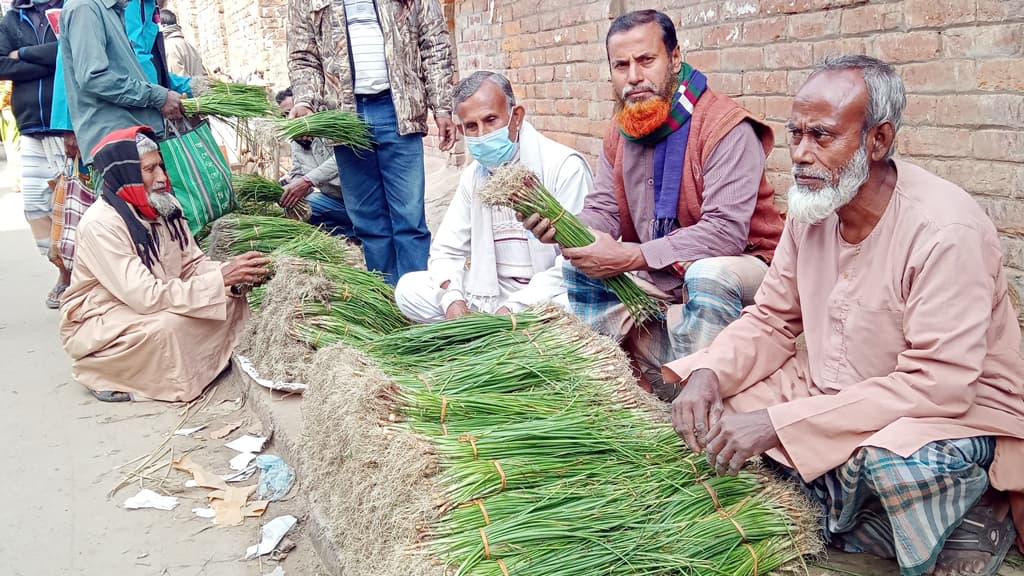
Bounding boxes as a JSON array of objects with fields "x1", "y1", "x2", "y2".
[
  {"x1": 223, "y1": 464, "x2": 258, "y2": 482},
  {"x1": 124, "y1": 489, "x2": 179, "y2": 511},
  {"x1": 229, "y1": 452, "x2": 258, "y2": 471},
  {"x1": 225, "y1": 435, "x2": 267, "y2": 454},
  {"x1": 236, "y1": 355, "x2": 308, "y2": 394},
  {"x1": 245, "y1": 515, "x2": 297, "y2": 559},
  {"x1": 173, "y1": 425, "x2": 206, "y2": 436},
  {"x1": 192, "y1": 507, "x2": 217, "y2": 519}
]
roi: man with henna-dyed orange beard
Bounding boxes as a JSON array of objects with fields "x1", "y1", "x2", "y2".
[{"x1": 522, "y1": 9, "x2": 785, "y2": 401}]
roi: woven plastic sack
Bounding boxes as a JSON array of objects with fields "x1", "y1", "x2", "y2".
[{"x1": 159, "y1": 119, "x2": 235, "y2": 236}]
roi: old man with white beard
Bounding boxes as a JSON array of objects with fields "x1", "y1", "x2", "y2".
[
  {"x1": 60, "y1": 126, "x2": 269, "y2": 403},
  {"x1": 665, "y1": 56, "x2": 1024, "y2": 576}
]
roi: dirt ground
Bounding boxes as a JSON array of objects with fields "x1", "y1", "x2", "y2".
[{"x1": 0, "y1": 165, "x2": 324, "y2": 576}]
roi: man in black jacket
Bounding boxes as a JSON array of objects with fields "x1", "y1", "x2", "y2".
[{"x1": 0, "y1": 0, "x2": 69, "y2": 309}]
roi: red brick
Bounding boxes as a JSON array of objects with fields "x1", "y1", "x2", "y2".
[
  {"x1": 760, "y1": 0, "x2": 817, "y2": 15},
  {"x1": 763, "y1": 42, "x2": 814, "y2": 69},
  {"x1": 767, "y1": 172, "x2": 794, "y2": 198},
  {"x1": 977, "y1": 0, "x2": 1024, "y2": 22},
  {"x1": 685, "y1": 50, "x2": 722, "y2": 72},
  {"x1": 911, "y1": 158, "x2": 1024, "y2": 198},
  {"x1": 904, "y1": 0, "x2": 976, "y2": 28},
  {"x1": 764, "y1": 96, "x2": 793, "y2": 121},
  {"x1": 718, "y1": 47, "x2": 764, "y2": 71},
  {"x1": 680, "y1": 4, "x2": 722, "y2": 27},
  {"x1": 742, "y1": 16, "x2": 788, "y2": 44},
  {"x1": 787, "y1": 11, "x2": 840, "y2": 40},
  {"x1": 520, "y1": 15, "x2": 540, "y2": 33},
  {"x1": 706, "y1": 72, "x2": 744, "y2": 95},
  {"x1": 743, "y1": 70, "x2": 788, "y2": 94},
  {"x1": 720, "y1": 0, "x2": 762, "y2": 21},
  {"x1": 977, "y1": 59, "x2": 1024, "y2": 92},
  {"x1": 502, "y1": 20, "x2": 521, "y2": 35},
  {"x1": 767, "y1": 146, "x2": 793, "y2": 172},
  {"x1": 975, "y1": 197, "x2": 1024, "y2": 233},
  {"x1": 705, "y1": 23, "x2": 744, "y2": 48},
  {"x1": 897, "y1": 127, "x2": 971, "y2": 157},
  {"x1": 942, "y1": 24, "x2": 1024, "y2": 58},
  {"x1": 933, "y1": 94, "x2": 1024, "y2": 129},
  {"x1": 811, "y1": 37, "x2": 867, "y2": 62},
  {"x1": 734, "y1": 95, "x2": 766, "y2": 118},
  {"x1": 972, "y1": 130, "x2": 1024, "y2": 162},
  {"x1": 902, "y1": 94, "x2": 939, "y2": 126},
  {"x1": 840, "y1": 3, "x2": 903, "y2": 34},
  {"x1": 899, "y1": 60, "x2": 977, "y2": 94},
  {"x1": 787, "y1": 69, "x2": 813, "y2": 94},
  {"x1": 870, "y1": 31, "x2": 941, "y2": 63}
]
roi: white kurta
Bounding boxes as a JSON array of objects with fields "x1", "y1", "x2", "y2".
[
  {"x1": 395, "y1": 121, "x2": 593, "y2": 321},
  {"x1": 60, "y1": 198, "x2": 248, "y2": 401}
]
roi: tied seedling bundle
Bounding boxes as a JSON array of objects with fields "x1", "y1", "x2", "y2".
[
  {"x1": 206, "y1": 214, "x2": 353, "y2": 265},
  {"x1": 277, "y1": 111, "x2": 373, "y2": 151},
  {"x1": 480, "y1": 164, "x2": 662, "y2": 323},
  {"x1": 183, "y1": 80, "x2": 276, "y2": 119},
  {"x1": 299, "y1": 307, "x2": 820, "y2": 576},
  {"x1": 232, "y1": 173, "x2": 312, "y2": 222}
]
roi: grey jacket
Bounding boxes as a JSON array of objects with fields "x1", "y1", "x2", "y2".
[{"x1": 289, "y1": 138, "x2": 342, "y2": 199}]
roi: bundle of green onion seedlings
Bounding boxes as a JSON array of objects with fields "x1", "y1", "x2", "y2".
[
  {"x1": 276, "y1": 110, "x2": 373, "y2": 150},
  {"x1": 232, "y1": 173, "x2": 311, "y2": 222},
  {"x1": 182, "y1": 80, "x2": 275, "y2": 119},
  {"x1": 480, "y1": 164, "x2": 662, "y2": 323},
  {"x1": 207, "y1": 214, "x2": 352, "y2": 265}
]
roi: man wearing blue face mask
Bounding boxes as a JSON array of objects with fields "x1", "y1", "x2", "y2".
[{"x1": 393, "y1": 71, "x2": 593, "y2": 322}]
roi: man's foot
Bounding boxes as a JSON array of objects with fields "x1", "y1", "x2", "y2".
[
  {"x1": 90, "y1": 390, "x2": 132, "y2": 402},
  {"x1": 45, "y1": 282, "x2": 69, "y2": 309},
  {"x1": 929, "y1": 489, "x2": 1017, "y2": 576}
]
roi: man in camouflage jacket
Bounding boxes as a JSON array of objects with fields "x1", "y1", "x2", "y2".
[{"x1": 287, "y1": 0, "x2": 455, "y2": 284}]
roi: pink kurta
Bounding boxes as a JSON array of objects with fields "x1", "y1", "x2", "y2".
[
  {"x1": 60, "y1": 198, "x2": 248, "y2": 402},
  {"x1": 663, "y1": 160, "x2": 1024, "y2": 546}
]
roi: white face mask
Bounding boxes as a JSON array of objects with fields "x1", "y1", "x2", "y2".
[{"x1": 464, "y1": 116, "x2": 519, "y2": 170}]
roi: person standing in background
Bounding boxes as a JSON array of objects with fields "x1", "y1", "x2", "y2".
[
  {"x1": 158, "y1": 8, "x2": 204, "y2": 78},
  {"x1": 287, "y1": 0, "x2": 455, "y2": 285},
  {"x1": 0, "y1": 0, "x2": 69, "y2": 308}
]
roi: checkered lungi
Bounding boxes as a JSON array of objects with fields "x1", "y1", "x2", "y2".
[
  {"x1": 771, "y1": 436, "x2": 996, "y2": 576},
  {"x1": 564, "y1": 255, "x2": 768, "y2": 397}
]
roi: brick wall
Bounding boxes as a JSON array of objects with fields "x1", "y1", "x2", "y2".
[{"x1": 452, "y1": 0, "x2": 1024, "y2": 306}]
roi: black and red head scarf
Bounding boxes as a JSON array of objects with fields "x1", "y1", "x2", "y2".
[{"x1": 91, "y1": 126, "x2": 189, "y2": 271}]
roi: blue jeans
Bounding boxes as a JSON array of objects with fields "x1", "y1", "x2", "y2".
[
  {"x1": 334, "y1": 92, "x2": 429, "y2": 285},
  {"x1": 307, "y1": 191, "x2": 355, "y2": 238}
]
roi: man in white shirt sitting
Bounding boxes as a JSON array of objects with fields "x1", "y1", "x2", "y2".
[{"x1": 394, "y1": 71, "x2": 593, "y2": 321}]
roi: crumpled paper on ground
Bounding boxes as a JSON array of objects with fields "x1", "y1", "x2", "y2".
[
  {"x1": 209, "y1": 484, "x2": 267, "y2": 526},
  {"x1": 255, "y1": 455, "x2": 295, "y2": 501},
  {"x1": 124, "y1": 489, "x2": 179, "y2": 511},
  {"x1": 173, "y1": 453, "x2": 228, "y2": 491},
  {"x1": 245, "y1": 515, "x2": 297, "y2": 559}
]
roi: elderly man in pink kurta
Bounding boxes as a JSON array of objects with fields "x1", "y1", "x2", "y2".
[
  {"x1": 666, "y1": 56, "x2": 1024, "y2": 576},
  {"x1": 60, "y1": 126, "x2": 269, "y2": 403}
]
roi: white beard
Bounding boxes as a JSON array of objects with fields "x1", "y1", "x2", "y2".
[
  {"x1": 787, "y1": 145, "x2": 869, "y2": 225},
  {"x1": 147, "y1": 191, "x2": 180, "y2": 218}
]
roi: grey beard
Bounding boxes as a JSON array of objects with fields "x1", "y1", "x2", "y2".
[
  {"x1": 147, "y1": 192, "x2": 180, "y2": 218},
  {"x1": 786, "y1": 145, "x2": 869, "y2": 225}
]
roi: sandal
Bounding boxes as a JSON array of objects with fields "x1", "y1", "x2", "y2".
[
  {"x1": 91, "y1": 390, "x2": 132, "y2": 402},
  {"x1": 939, "y1": 492, "x2": 1018, "y2": 576},
  {"x1": 46, "y1": 283, "x2": 69, "y2": 309}
]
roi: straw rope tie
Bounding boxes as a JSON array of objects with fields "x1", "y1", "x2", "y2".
[
  {"x1": 549, "y1": 207, "x2": 566, "y2": 226},
  {"x1": 510, "y1": 316, "x2": 517, "y2": 331},
  {"x1": 417, "y1": 374, "x2": 432, "y2": 392},
  {"x1": 493, "y1": 460, "x2": 507, "y2": 490},
  {"x1": 686, "y1": 458, "x2": 702, "y2": 478},
  {"x1": 496, "y1": 558, "x2": 510, "y2": 576},
  {"x1": 700, "y1": 481, "x2": 721, "y2": 509},
  {"x1": 479, "y1": 527, "x2": 491, "y2": 559},
  {"x1": 459, "y1": 434, "x2": 479, "y2": 459},
  {"x1": 717, "y1": 508, "x2": 747, "y2": 541},
  {"x1": 440, "y1": 396, "x2": 449, "y2": 436},
  {"x1": 476, "y1": 498, "x2": 491, "y2": 525},
  {"x1": 742, "y1": 543, "x2": 759, "y2": 576}
]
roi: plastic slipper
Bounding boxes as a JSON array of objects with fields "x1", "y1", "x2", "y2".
[
  {"x1": 941, "y1": 496, "x2": 1018, "y2": 576},
  {"x1": 91, "y1": 390, "x2": 132, "y2": 402},
  {"x1": 45, "y1": 283, "x2": 69, "y2": 309}
]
